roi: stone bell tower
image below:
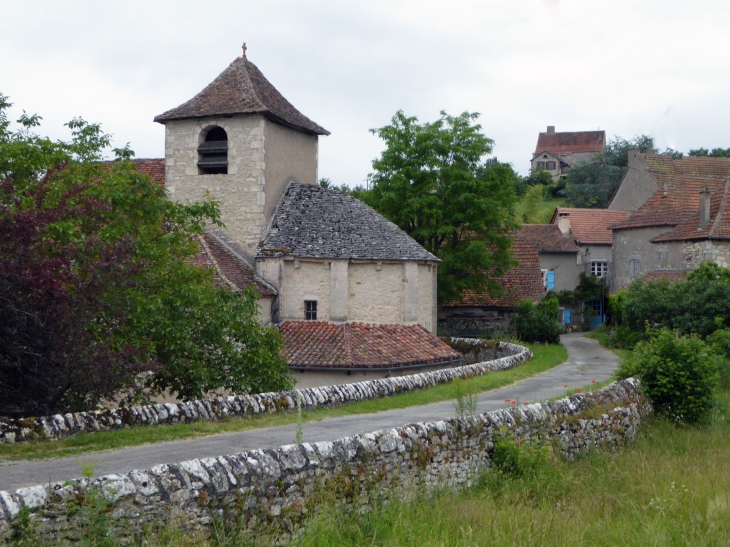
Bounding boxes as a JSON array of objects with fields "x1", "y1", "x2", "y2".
[{"x1": 154, "y1": 46, "x2": 330, "y2": 260}]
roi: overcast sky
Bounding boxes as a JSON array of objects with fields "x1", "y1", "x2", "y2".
[{"x1": 3, "y1": 1, "x2": 730, "y2": 185}]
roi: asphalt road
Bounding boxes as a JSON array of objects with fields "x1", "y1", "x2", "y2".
[{"x1": 0, "y1": 333, "x2": 618, "y2": 492}]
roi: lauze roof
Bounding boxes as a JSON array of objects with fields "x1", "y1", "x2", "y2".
[
  {"x1": 534, "y1": 130, "x2": 605, "y2": 156},
  {"x1": 154, "y1": 56, "x2": 329, "y2": 136},
  {"x1": 280, "y1": 321, "x2": 462, "y2": 370},
  {"x1": 257, "y1": 183, "x2": 439, "y2": 262}
]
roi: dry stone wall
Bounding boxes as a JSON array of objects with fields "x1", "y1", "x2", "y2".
[
  {"x1": 0, "y1": 379, "x2": 648, "y2": 543},
  {"x1": 0, "y1": 343, "x2": 530, "y2": 445}
]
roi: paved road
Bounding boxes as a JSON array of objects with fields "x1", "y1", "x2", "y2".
[{"x1": 0, "y1": 333, "x2": 618, "y2": 492}]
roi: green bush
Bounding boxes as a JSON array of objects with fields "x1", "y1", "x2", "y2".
[
  {"x1": 606, "y1": 326, "x2": 643, "y2": 350},
  {"x1": 509, "y1": 298, "x2": 563, "y2": 344},
  {"x1": 491, "y1": 434, "x2": 553, "y2": 478},
  {"x1": 632, "y1": 328, "x2": 718, "y2": 423},
  {"x1": 706, "y1": 328, "x2": 730, "y2": 390}
]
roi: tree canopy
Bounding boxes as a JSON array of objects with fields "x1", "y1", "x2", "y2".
[
  {"x1": 365, "y1": 110, "x2": 519, "y2": 303},
  {"x1": 0, "y1": 94, "x2": 292, "y2": 417}
]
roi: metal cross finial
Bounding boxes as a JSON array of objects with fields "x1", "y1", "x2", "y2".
[{"x1": 242, "y1": 42, "x2": 247, "y2": 59}]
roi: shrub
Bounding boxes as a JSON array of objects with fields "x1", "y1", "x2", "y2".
[
  {"x1": 632, "y1": 328, "x2": 718, "y2": 423},
  {"x1": 606, "y1": 326, "x2": 643, "y2": 350},
  {"x1": 706, "y1": 328, "x2": 730, "y2": 390},
  {"x1": 491, "y1": 433, "x2": 553, "y2": 478},
  {"x1": 509, "y1": 298, "x2": 563, "y2": 344}
]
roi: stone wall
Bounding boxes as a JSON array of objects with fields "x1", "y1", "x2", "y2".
[
  {"x1": 0, "y1": 344, "x2": 529, "y2": 445},
  {"x1": 0, "y1": 379, "x2": 648, "y2": 543},
  {"x1": 256, "y1": 258, "x2": 438, "y2": 332}
]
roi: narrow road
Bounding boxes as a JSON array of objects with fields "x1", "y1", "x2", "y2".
[{"x1": 0, "y1": 333, "x2": 618, "y2": 492}]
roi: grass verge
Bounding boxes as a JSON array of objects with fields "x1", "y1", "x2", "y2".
[
  {"x1": 0, "y1": 343, "x2": 566, "y2": 462},
  {"x1": 585, "y1": 329, "x2": 634, "y2": 362},
  {"x1": 289, "y1": 390, "x2": 730, "y2": 547}
]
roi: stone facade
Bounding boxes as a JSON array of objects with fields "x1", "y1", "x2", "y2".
[
  {"x1": 0, "y1": 343, "x2": 530, "y2": 445},
  {"x1": 608, "y1": 150, "x2": 658, "y2": 212},
  {"x1": 611, "y1": 227, "x2": 674, "y2": 290},
  {"x1": 256, "y1": 258, "x2": 438, "y2": 332},
  {"x1": 164, "y1": 115, "x2": 317, "y2": 262},
  {"x1": 0, "y1": 379, "x2": 648, "y2": 543}
]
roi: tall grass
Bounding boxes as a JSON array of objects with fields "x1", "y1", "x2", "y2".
[{"x1": 292, "y1": 392, "x2": 730, "y2": 547}]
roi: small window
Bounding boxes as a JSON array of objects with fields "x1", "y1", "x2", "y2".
[
  {"x1": 198, "y1": 126, "x2": 228, "y2": 175},
  {"x1": 629, "y1": 258, "x2": 640, "y2": 280},
  {"x1": 541, "y1": 269, "x2": 554, "y2": 289},
  {"x1": 591, "y1": 261, "x2": 608, "y2": 277},
  {"x1": 546, "y1": 161, "x2": 556, "y2": 170},
  {"x1": 304, "y1": 300, "x2": 317, "y2": 320}
]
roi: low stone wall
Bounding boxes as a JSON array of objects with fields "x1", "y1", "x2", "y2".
[
  {"x1": 0, "y1": 379, "x2": 648, "y2": 543},
  {"x1": 0, "y1": 343, "x2": 529, "y2": 445}
]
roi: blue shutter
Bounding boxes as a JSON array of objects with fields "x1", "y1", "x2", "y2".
[
  {"x1": 547, "y1": 270, "x2": 555, "y2": 290},
  {"x1": 564, "y1": 309, "x2": 571, "y2": 324}
]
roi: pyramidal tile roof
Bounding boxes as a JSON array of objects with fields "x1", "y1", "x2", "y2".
[
  {"x1": 550, "y1": 208, "x2": 630, "y2": 244},
  {"x1": 612, "y1": 155, "x2": 730, "y2": 231},
  {"x1": 154, "y1": 56, "x2": 329, "y2": 135},
  {"x1": 534, "y1": 130, "x2": 605, "y2": 156},
  {"x1": 280, "y1": 321, "x2": 461, "y2": 369},
  {"x1": 257, "y1": 183, "x2": 440, "y2": 262}
]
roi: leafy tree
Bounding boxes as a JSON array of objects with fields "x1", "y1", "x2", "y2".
[
  {"x1": 516, "y1": 168, "x2": 553, "y2": 197},
  {"x1": 519, "y1": 184, "x2": 550, "y2": 223},
  {"x1": 689, "y1": 147, "x2": 730, "y2": 158},
  {"x1": 0, "y1": 94, "x2": 292, "y2": 417},
  {"x1": 366, "y1": 110, "x2": 519, "y2": 303},
  {"x1": 563, "y1": 135, "x2": 655, "y2": 208}
]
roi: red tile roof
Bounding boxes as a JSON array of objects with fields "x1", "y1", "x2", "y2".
[
  {"x1": 280, "y1": 321, "x2": 462, "y2": 369},
  {"x1": 640, "y1": 271, "x2": 688, "y2": 284},
  {"x1": 517, "y1": 224, "x2": 579, "y2": 252},
  {"x1": 154, "y1": 56, "x2": 329, "y2": 136},
  {"x1": 192, "y1": 233, "x2": 276, "y2": 297},
  {"x1": 443, "y1": 235, "x2": 545, "y2": 309},
  {"x1": 612, "y1": 155, "x2": 730, "y2": 231},
  {"x1": 132, "y1": 158, "x2": 165, "y2": 186},
  {"x1": 534, "y1": 130, "x2": 605, "y2": 156},
  {"x1": 550, "y1": 208, "x2": 631, "y2": 244},
  {"x1": 651, "y1": 183, "x2": 730, "y2": 242}
]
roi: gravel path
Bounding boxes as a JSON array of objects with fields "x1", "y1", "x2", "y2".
[{"x1": 0, "y1": 333, "x2": 618, "y2": 492}]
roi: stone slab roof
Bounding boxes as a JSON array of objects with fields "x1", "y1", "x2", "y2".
[
  {"x1": 257, "y1": 183, "x2": 440, "y2": 262},
  {"x1": 154, "y1": 56, "x2": 329, "y2": 136},
  {"x1": 192, "y1": 233, "x2": 276, "y2": 297},
  {"x1": 612, "y1": 155, "x2": 730, "y2": 231},
  {"x1": 443, "y1": 235, "x2": 544, "y2": 309},
  {"x1": 517, "y1": 224, "x2": 579, "y2": 253},
  {"x1": 550, "y1": 207, "x2": 630, "y2": 245},
  {"x1": 534, "y1": 130, "x2": 605, "y2": 156},
  {"x1": 280, "y1": 321, "x2": 461, "y2": 369}
]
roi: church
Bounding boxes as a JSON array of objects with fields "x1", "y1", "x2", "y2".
[{"x1": 148, "y1": 48, "x2": 461, "y2": 387}]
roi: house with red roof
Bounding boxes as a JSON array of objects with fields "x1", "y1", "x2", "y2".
[
  {"x1": 438, "y1": 235, "x2": 545, "y2": 337},
  {"x1": 531, "y1": 126, "x2": 605, "y2": 181},
  {"x1": 146, "y1": 49, "x2": 458, "y2": 387},
  {"x1": 609, "y1": 152, "x2": 730, "y2": 290}
]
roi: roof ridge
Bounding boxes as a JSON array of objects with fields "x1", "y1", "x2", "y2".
[{"x1": 240, "y1": 59, "x2": 267, "y2": 111}]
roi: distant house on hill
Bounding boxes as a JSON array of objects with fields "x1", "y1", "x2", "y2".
[
  {"x1": 531, "y1": 126, "x2": 605, "y2": 181},
  {"x1": 609, "y1": 152, "x2": 730, "y2": 290},
  {"x1": 438, "y1": 235, "x2": 545, "y2": 337}
]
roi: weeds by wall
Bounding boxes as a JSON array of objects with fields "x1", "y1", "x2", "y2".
[{"x1": 0, "y1": 379, "x2": 648, "y2": 544}]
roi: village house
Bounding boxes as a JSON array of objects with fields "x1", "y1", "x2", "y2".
[
  {"x1": 438, "y1": 235, "x2": 545, "y2": 337},
  {"x1": 149, "y1": 49, "x2": 459, "y2": 387},
  {"x1": 608, "y1": 152, "x2": 730, "y2": 291},
  {"x1": 531, "y1": 126, "x2": 606, "y2": 181}
]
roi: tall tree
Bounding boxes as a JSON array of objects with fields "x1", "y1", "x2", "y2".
[
  {"x1": 0, "y1": 94, "x2": 292, "y2": 417},
  {"x1": 366, "y1": 110, "x2": 519, "y2": 303}
]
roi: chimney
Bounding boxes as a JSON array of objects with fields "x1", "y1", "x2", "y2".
[
  {"x1": 557, "y1": 212, "x2": 570, "y2": 236},
  {"x1": 547, "y1": 125, "x2": 555, "y2": 135},
  {"x1": 699, "y1": 188, "x2": 711, "y2": 227}
]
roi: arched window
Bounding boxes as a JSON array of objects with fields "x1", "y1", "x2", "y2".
[{"x1": 197, "y1": 126, "x2": 228, "y2": 175}]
